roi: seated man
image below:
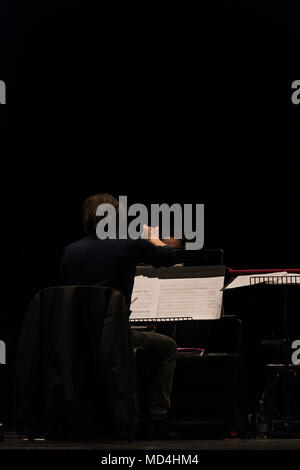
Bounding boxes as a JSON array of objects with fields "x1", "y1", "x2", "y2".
[{"x1": 60, "y1": 193, "x2": 178, "y2": 438}]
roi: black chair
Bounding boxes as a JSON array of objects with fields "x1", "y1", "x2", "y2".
[{"x1": 13, "y1": 286, "x2": 139, "y2": 441}]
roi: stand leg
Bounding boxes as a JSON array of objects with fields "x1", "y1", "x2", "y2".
[{"x1": 0, "y1": 423, "x2": 4, "y2": 442}]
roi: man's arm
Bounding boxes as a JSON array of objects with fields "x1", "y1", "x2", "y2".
[{"x1": 135, "y1": 226, "x2": 178, "y2": 268}]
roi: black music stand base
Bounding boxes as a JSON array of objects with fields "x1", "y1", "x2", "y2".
[{"x1": 253, "y1": 364, "x2": 300, "y2": 438}]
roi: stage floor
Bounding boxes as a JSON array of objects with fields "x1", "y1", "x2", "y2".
[{"x1": 1, "y1": 436, "x2": 300, "y2": 451}]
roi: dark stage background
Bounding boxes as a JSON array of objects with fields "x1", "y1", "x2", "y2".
[{"x1": 1, "y1": 1, "x2": 300, "y2": 318}]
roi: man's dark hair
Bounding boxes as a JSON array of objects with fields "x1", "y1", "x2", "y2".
[{"x1": 82, "y1": 193, "x2": 119, "y2": 235}]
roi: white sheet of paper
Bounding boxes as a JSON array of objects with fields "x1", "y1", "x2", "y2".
[
  {"x1": 225, "y1": 272, "x2": 300, "y2": 289},
  {"x1": 130, "y1": 277, "x2": 160, "y2": 319},
  {"x1": 156, "y1": 277, "x2": 224, "y2": 320}
]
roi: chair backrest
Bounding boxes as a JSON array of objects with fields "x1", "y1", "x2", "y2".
[{"x1": 13, "y1": 285, "x2": 139, "y2": 439}]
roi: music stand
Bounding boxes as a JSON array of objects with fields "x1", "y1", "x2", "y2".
[{"x1": 250, "y1": 275, "x2": 300, "y2": 436}]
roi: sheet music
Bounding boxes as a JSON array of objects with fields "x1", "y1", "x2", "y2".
[
  {"x1": 130, "y1": 275, "x2": 224, "y2": 320},
  {"x1": 225, "y1": 272, "x2": 300, "y2": 289},
  {"x1": 156, "y1": 277, "x2": 223, "y2": 320},
  {"x1": 130, "y1": 276, "x2": 160, "y2": 319}
]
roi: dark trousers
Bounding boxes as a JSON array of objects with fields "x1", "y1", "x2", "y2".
[{"x1": 130, "y1": 329, "x2": 177, "y2": 420}]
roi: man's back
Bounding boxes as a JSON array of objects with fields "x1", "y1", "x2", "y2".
[{"x1": 60, "y1": 235, "x2": 177, "y2": 306}]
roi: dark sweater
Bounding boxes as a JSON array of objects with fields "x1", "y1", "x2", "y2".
[{"x1": 60, "y1": 235, "x2": 178, "y2": 307}]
